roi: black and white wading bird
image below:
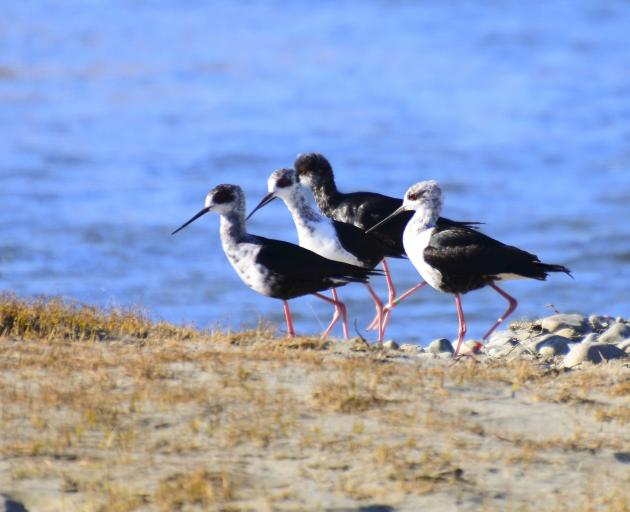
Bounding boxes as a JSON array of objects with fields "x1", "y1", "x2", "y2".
[
  {"x1": 367, "y1": 180, "x2": 572, "y2": 357},
  {"x1": 294, "y1": 153, "x2": 479, "y2": 331},
  {"x1": 171, "y1": 184, "x2": 379, "y2": 339},
  {"x1": 247, "y1": 168, "x2": 393, "y2": 341}
]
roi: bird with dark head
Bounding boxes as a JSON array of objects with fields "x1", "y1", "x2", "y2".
[
  {"x1": 172, "y1": 184, "x2": 380, "y2": 339},
  {"x1": 247, "y1": 168, "x2": 391, "y2": 341},
  {"x1": 367, "y1": 180, "x2": 572, "y2": 357},
  {"x1": 294, "y1": 152, "x2": 480, "y2": 330}
]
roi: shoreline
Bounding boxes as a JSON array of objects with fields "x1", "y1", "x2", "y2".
[{"x1": 1, "y1": 296, "x2": 629, "y2": 511}]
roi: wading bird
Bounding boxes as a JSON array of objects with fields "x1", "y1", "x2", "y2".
[
  {"x1": 294, "y1": 152, "x2": 479, "y2": 330},
  {"x1": 247, "y1": 168, "x2": 393, "y2": 341},
  {"x1": 367, "y1": 180, "x2": 572, "y2": 357},
  {"x1": 172, "y1": 184, "x2": 379, "y2": 339}
]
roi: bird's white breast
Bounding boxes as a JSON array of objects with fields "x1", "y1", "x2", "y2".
[
  {"x1": 403, "y1": 226, "x2": 444, "y2": 291},
  {"x1": 297, "y1": 220, "x2": 363, "y2": 267},
  {"x1": 221, "y1": 241, "x2": 271, "y2": 296}
]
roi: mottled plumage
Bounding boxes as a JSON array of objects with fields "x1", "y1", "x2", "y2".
[{"x1": 172, "y1": 184, "x2": 378, "y2": 339}]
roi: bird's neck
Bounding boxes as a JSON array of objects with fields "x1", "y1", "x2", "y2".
[
  {"x1": 310, "y1": 178, "x2": 339, "y2": 215},
  {"x1": 219, "y1": 211, "x2": 246, "y2": 246},
  {"x1": 408, "y1": 206, "x2": 439, "y2": 233},
  {"x1": 283, "y1": 190, "x2": 325, "y2": 236}
]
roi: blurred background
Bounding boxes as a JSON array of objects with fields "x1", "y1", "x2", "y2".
[{"x1": 1, "y1": 0, "x2": 629, "y2": 344}]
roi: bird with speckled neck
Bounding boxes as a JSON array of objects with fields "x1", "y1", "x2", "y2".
[
  {"x1": 247, "y1": 168, "x2": 392, "y2": 341},
  {"x1": 172, "y1": 184, "x2": 379, "y2": 339}
]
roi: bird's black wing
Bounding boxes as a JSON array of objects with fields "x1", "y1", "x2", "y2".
[
  {"x1": 423, "y1": 226, "x2": 555, "y2": 293},
  {"x1": 332, "y1": 220, "x2": 391, "y2": 268},
  {"x1": 253, "y1": 235, "x2": 379, "y2": 283},
  {"x1": 437, "y1": 217, "x2": 482, "y2": 229}
]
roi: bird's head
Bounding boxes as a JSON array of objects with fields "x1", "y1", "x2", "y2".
[
  {"x1": 246, "y1": 168, "x2": 300, "y2": 220},
  {"x1": 401, "y1": 180, "x2": 443, "y2": 213},
  {"x1": 172, "y1": 184, "x2": 245, "y2": 235},
  {"x1": 365, "y1": 180, "x2": 443, "y2": 234},
  {"x1": 294, "y1": 152, "x2": 334, "y2": 189}
]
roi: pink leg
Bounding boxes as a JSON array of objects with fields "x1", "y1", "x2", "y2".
[
  {"x1": 381, "y1": 281, "x2": 427, "y2": 331},
  {"x1": 331, "y1": 288, "x2": 349, "y2": 339},
  {"x1": 482, "y1": 283, "x2": 518, "y2": 340},
  {"x1": 382, "y1": 259, "x2": 396, "y2": 306},
  {"x1": 453, "y1": 294, "x2": 467, "y2": 358},
  {"x1": 364, "y1": 283, "x2": 384, "y2": 342},
  {"x1": 313, "y1": 291, "x2": 348, "y2": 340},
  {"x1": 283, "y1": 300, "x2": 295, "y2": 337},
  {"x1": 367, "y1": 259, "x2": 397, "y2": 330}
]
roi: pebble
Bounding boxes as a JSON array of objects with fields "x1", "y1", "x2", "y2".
[
  {"x1": 399, "y1": 343, "x2": 424, "y2": 354},
  {"x1": 382, "y1": 340, "x2": 399, "y2": 350},
  {"x1": 428, "y1": 338, "x2": 454, "y2": 354},
  {"x1": 486, "y1": 331, "x2": 518, "y2": 348},
  {"x1": 617, "y1": 339, "x2": 630, "y2": 353},
  {"x1": 540, "y1": 314, "x2": 586, "y2": 334},
  {"x1": 598, "y1": 322, "x2": 630, "y2": 344},
  {"x1": 538, "y1": 346, "x2": 556, "y2": 359},
  {"x1": 531, "y1": 335, "x2": 570, "y2": 356},
  {"x1": 588, "y1": 314, "x2": 615, "y2": 332},
  {"x1": 553, "y1": 327, "x2": 582, "y2": 340},
  {"x1": 563, "y1": 342, "x2": 627, "y2": 367},
  {"x1": 563, "y1": 343, "x2": 589, "y2": 368}
]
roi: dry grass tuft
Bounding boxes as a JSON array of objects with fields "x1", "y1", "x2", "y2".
[
  {"x1": 0, "y1": 293, "x2": 197, "y2": 341},
  {"x1": 154, "y1": 469, "x2": 237, "y2": 511}
]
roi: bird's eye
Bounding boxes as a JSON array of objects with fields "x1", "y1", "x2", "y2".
[
  {"x1": 277, "y1": 175, "x2": 293, "y2": 188},
  {"x1": 408, "y1": 192, "x2": 417, "y2": 201}
]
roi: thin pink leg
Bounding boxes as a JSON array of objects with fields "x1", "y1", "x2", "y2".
[
  {"x1": 367, "y1": 259, "x2": 397, "y2": 330},
  {"x1": 313, "y1": 292, "x2": 348, "y2": 340},
  {"x1": 482, "y1": 283, "x2": 518, "y2": 340},
  {"x1": 283, "y1": 300, "x2": 295, "y2": 337},
  {"x1": 331, "y1": 288, "x2": 349, "y2": 339},
  {"x1": 381, "y1": 281, "x2": 427, "y2": 331},
  {"x1": 382, "y1": 259, "x2": 396, "y2": 306},
  {"x1": 453, "y1": 294, "x2": 467, "y2": 358},
  {"x1": 364, "y1": 283, "x2": 384, "y2": 342}
]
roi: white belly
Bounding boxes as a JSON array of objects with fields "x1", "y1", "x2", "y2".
[
  {"x1": 403, "y1": 226, "x2": 443, "y2": 291},
  {"x1": 297, "y1": 221, "x2": 363, "y2": 267},
  {"x1": 222, "y1": 242, "x2": 271, "y2": 296}
]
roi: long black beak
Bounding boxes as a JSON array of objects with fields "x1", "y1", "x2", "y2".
[
  {"x1": 246, "y1": 192, "x2": 276, "y2": 221},
  {"x1": 365, "y1": 205, "x2": 406, "y2": 234},
  {"x1": 171, "y1": 207, "x2": 211, "y2": 235}
]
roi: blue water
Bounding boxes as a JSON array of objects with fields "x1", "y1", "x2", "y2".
[{"x1": 1, "y1": 0, "x2": 629, "y2": 344}]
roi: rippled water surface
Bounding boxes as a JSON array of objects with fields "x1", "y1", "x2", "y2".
[{"x1": 1, "y1": 0, "x2": 629, "y2": 344}]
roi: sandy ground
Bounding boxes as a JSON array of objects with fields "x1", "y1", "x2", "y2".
[{"x1": 1, "y1": 331, "x2": 629, "y2": 512}]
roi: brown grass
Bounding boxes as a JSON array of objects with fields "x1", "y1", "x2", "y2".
[{"x1": 1, "y1": 295, "x2": 629, "y2": 511}]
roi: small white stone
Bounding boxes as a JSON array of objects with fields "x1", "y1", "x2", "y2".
[
  {"x1": 599, "y1": 322, "x2": 630, "y2": 344},
  {"x1": 539, "y1": 346, "x2": 556, "y2": 358},
  {"x1": 428, "y1": 338, "x2": 454, "y2": 354},
  {"x1": 399, "y1": 343, "x2": 423, "y2": 354},
  {"x1": 581, "y1": 333, "x2": 599, "y2": 344},
  {"x1": 589, "y1": 314, "x2": 614, "y2": 332},
  {"x1": 486, "y1": 331, "x2": 518, "y2": 348},
  {"x1": 562, "y1": 343, "x2": 589, "y2": 368},
  {"x1": 541, "y1": 314, "x2": 586, "y2": 334},
  {"x1": 617, "y1": 339, "x2": 630, "y2": 353},
  {"x1": 534, "y1": 335, "x2": 570, "y2": 355},
  {"x1": 382, "y1": 340, "x2": 399, "y2": 350}
]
